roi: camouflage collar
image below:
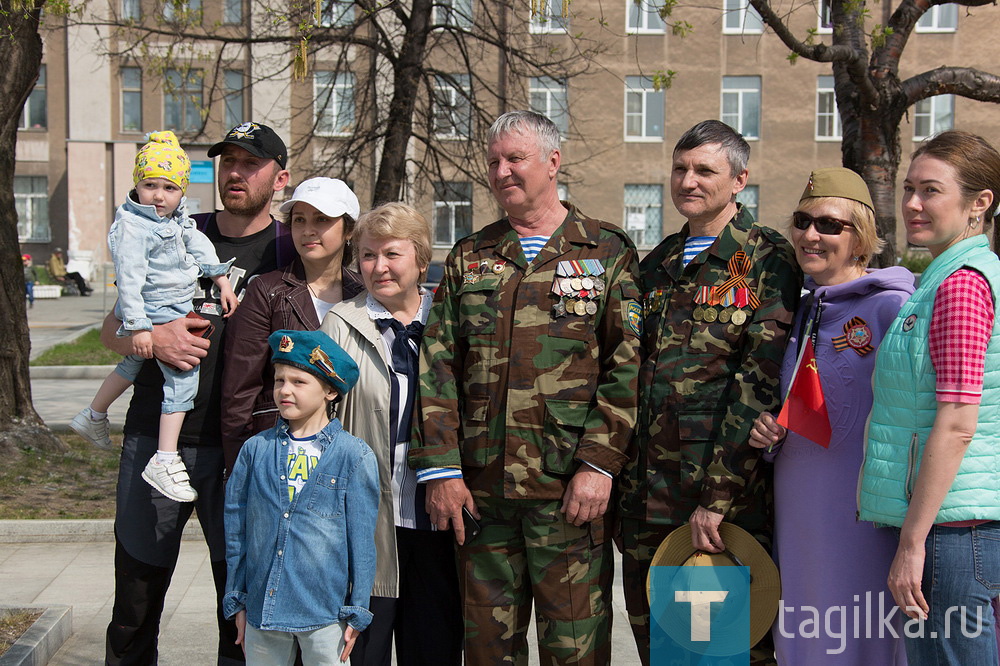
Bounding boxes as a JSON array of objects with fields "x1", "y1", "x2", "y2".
[
  {"x1": 662, "y1": 204, "x2": 755, "y2": 278},
  {"x1": 475, "y1": 203, "x2": 601, "y2": 270}
]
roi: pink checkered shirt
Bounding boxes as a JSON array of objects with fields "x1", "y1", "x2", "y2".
[{"x1": 929, "y1": 268, "x2": 995, "y2": 404}]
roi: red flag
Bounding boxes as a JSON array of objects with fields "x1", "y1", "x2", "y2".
[{"x1": 776, "y1": 337, "x2": 832, "y2": 448}]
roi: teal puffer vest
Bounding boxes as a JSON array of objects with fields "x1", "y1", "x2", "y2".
[{"x1": 859, "y1": 235, "x2": 1000, "y2": 526}]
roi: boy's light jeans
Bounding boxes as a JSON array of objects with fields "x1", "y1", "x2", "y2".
[
  {"x1": 244, "y1": 622, "x2": 346, "y2": 665},
  {"x1": 113, "y1": 300, "x2": 197, "y2": 413}
]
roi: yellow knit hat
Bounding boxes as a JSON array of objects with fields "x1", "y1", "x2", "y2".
[{"x1": 133, "y1": 130, "x2": 191, "y2": 192}]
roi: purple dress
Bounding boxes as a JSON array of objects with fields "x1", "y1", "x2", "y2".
[{"x1": 767, "y1": 267, "x2": 914, "y2": 665}]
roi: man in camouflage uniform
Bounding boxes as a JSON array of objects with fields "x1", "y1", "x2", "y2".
[
  {"x1": 409, "y1": 110, "x2": 641, "y2": 665},
  {"x1": 618, "y1": 120, "x2": 802, "y2": 665}
]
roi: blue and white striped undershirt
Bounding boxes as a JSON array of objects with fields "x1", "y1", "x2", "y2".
[
  {"x1": 519, "y1": 235, "x2": 550, "y2": 262},
  {"x1": 683, "y1": 236, "x2": 716, "y2": 266}
]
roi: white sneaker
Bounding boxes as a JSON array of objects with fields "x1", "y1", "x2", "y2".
[
  {"x1": 69, "y1": 409, "x2": 113, "y2": 450},
  {"x1": 141, "y1": 455, "x2": 198, "y2": 502}
]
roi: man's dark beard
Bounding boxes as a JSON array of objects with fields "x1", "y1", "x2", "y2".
[{"x1": 220, "y1": 179, "x2": 275, "y2": 217}]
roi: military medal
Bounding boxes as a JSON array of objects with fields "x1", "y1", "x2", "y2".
[
  {"x1": 570, "y1": 277, "x2": 583, "y2": 291},
  {"x1": 565, "y1": 298, "x2": 577, "y2": 313},
  {"x1": 581, "y1": 276, "x2": 594, "y2": 291},
  {"x1": 559, "y1": 277, "x2": 573, "y2": 294},
  {"x1": 492, "y1": 260, "x2": 506, "y2": 274},
  {"x1": 594, "y1": 277, "x2": 606, "y2": 291},
  {"x1": 574, "y1": 300, "x2": 587, "y2": 316},
  {"x1": 463, "y1": 271, "x2": 480, "y2": 284},
  {"x1": 832, "y1": 317, "x2": 874, "y2": 356},
  {"x1": 731, "y1": 310, "x2": 747, "y2": 326},
  {"x1": 554, "y1": 301, "x2": 567, "y2": 317},
  {"x1": 703, "y1": 308, "x2": 718, "y2": 323},
  {"x1": 585, "y1": 301, "x2": 598, "y2": 315},
  {"x1": 693, "y1": 306, "x2": 705, "y2": 321},
  {"x1": 718, "y1": 308, "x2": 732, "y2": 323}
]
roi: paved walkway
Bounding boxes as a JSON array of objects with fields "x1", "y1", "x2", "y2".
[{"x1": 16, "y1": 291, "x2": 643, "y2": 665}]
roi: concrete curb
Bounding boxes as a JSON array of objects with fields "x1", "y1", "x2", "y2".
[
  {"x1": 0, "y1": 605, "x2": 72, "y2": 666},
  {"x1": 0, "y1": 520, "x2": 204, "y2": 544},
  {"x1": 29, "y1": 365, "x2": 116, "y2": 380}
]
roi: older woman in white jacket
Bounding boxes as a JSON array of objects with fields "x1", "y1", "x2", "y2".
[{"x1": 321, "y1": 202, "x2": 462, "y2": 666}]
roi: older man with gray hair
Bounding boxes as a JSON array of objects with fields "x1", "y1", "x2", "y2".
[{"x1": 409, "y1": 110, "x2": 642, "y2": 665}]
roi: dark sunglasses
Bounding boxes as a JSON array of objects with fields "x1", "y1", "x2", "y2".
[{"x1": 792, "y1": 211, "x2": 855, "y2": 235}]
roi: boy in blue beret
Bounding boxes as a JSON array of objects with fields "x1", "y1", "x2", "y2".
[{"x1": 223, "y1": 329, "x2": 379, "y2": 664}]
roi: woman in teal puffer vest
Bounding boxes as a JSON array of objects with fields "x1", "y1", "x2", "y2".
[{"x1": 860, "y1": 131, "x2": 1000, "y2": 665}]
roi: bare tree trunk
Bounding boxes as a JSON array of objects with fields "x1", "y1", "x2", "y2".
[
  {"x1": 371, "y1": 0, "x2": 434, "y2": 205},
  {"x1": 0, "y1": 0, "x2": 65, "y2": 456}
]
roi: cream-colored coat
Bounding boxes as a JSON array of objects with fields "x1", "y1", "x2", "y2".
[{"x1": 322, "y1": 292, "x2": 400, "y2": 598}]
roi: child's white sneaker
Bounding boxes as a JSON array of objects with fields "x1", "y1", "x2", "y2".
[
  {"x1": 141, "y1": 455, "x2": 198, "y2": 502},
  {"x1": 69, "y1": 408, "x2": 113, "y2": 450}
]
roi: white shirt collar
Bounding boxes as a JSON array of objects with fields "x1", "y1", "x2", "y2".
[{"x1": 365, "y1": 287, "x2": 433, "y2": 325}]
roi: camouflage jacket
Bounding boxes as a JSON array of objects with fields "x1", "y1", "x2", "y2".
[
  {"x1": 409, "y1": 205, "x2": 642, "y2": 500},
  {"x1": 618, "y1": 206, "x2": 801, "y2": 534}
]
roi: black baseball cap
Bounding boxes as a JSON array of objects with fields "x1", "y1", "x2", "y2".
[{"x1": 207, "y1": 122, "x2": 288, "y2": 169}]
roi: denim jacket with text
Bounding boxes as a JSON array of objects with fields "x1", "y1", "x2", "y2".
[{"x1": 223, "y1": 417, "x2": 379, "y2": 632}]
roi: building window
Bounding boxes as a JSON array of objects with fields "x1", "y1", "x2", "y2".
[
  {"x1": 721, "y1": 75, "x2": 761, "y2": 139},
  {"x1": 15, "y1": 176, "x2": 50, "y2": 243},
  {"x1": 624, "y1": 75, "x2": 664, "y2": 141},
  {"x1": 737, "y1": 185, "x2": 759, "y2": 221},
  {"x1": 624, "y1": 184, "x2": 662, "y2": 249},
  {"x1": 913, "y1": 95, "x2": 954, "y2": 141},
  {"x1": 164, "y1": 68, "x2": 203, "y2": 133},
  {"x1": 723, "y1": 0, "x2": 763, "y2": 34},
  {"x1": 815, "y1": 75, "x2": 841, "y2": 141},
  {"x1": 433, "y1": 74, "x2": 471, "y2": 139},
  {"x1": 122, "y1": 0, "x2": 140, "y2": 20},
  {"x1": 224, "y1": 70, "x2": 244, "y2": 130},
  {"x1": 121, "y1": 66, "x2": 143, "y2": 133},
  {"x1": 916, "y1": 3, "x2": 957, "y2": 31},
  {"x1": 628, "y1": 0, "x2": 665, "y2": 32},
  {"x1": 530, "y1": 77, "x2": 568, "y2": 136},
  {"x1": 433, "y1": 0, "x2": 473, "y2": 28},
  {"x1": 164, "y1": 0, "x2": 201, "y2": 22},
  {"x1": 19, "y1": 65, "x2": 46, "y2": 130},
  {"x1": 223, "y1": 0, "x2": 242, "y2": 24},
  {"x1": 530, "y1": 0, "x2": 568, "y2": 33},
  {"x1": 320, "y1": 0, "x2": 353, "y2": 27},
  {"x1": 315, "y1": 71, "x2": 355, "y2": 136},
  {"x1": 817, "y1": 0, "x2": 832, "y2": 33},
  {"x1": 433, "y1": 182, "x2": 472, "y2": 247}
]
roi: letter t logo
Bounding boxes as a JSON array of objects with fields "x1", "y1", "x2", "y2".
[{"x1": 674, "y1": 590, "x2": 729, "y2": 641}]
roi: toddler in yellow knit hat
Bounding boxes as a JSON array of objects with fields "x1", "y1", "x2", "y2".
[{"x1": 71, "y1": 130, "x2": 239, "y2": 503}]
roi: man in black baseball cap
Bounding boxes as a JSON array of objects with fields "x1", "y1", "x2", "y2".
[{"x1": 208, "y1": 121, "x2": 288, "y2": 169}]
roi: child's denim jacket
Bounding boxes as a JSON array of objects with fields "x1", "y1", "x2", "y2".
[
  {"x1": 109, "y1": 193, "x2": 232, "y2": 334},
  {"x1": 223, "y1": 417, "x2": 379, "y2": 632}
]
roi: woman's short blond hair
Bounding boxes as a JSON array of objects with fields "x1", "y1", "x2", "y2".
[
  {"x1": 793, "y1": 196, "x2": 885, "y2": 266},
  {"x1": 354, "y1": 202, "x2": 433, "y2": 273}
]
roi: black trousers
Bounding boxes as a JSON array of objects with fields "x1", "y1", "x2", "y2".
[
  {"x1": 105, "y1": 434, "x2": 243, "y2": 665},
  {"x1": 351, "y1": 527, "x2": 463, "y2": 666}
]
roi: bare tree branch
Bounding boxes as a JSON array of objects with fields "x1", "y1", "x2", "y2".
[{"x1": 902, "y1": 66, "x2": 1000, "y2": 106}]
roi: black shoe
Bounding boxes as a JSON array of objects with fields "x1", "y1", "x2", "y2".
[{"x1": 81, "y1": 289, "x2": 92, "y2": 296}]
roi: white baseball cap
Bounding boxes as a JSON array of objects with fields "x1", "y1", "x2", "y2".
[{"x1": 278, "y1": 177, "x2": 361, "y2": 220}]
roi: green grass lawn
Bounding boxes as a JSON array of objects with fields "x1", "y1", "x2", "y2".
[
  {"x1": 0, "y1": 434, "x2": 119, "y2": 519},
  {"x1": 30, "y1": 329, "x2": 121, "y2": 366}
]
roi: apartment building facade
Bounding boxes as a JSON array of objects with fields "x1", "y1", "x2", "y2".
[{"x1": 16, "y1": 0, "x2": 1000, "y2": 272}]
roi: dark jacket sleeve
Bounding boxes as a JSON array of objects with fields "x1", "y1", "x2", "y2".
[{"x1": 221, "y1": 276, "x2": 276, "y2": 473}]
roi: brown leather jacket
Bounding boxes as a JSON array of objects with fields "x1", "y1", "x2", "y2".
[{"x1": 221, "y1": 258, "x2": 364, "y2": 472}]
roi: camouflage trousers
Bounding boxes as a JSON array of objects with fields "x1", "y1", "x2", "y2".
[
  {"x1": 459, "y1": 497, "x2": 613, "y2": 665},
  {"x1": 619, "y1": 517, "x2": 775, "y2": 666}
]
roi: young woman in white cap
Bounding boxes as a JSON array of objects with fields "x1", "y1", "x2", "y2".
[{"x1": 220, "y1": 177, "x2": 365, "y2": 474}]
